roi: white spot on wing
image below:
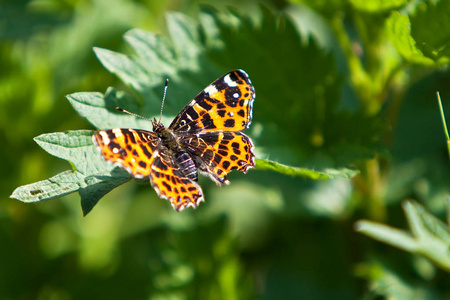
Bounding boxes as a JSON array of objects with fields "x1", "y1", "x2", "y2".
[
  {"x1": 233, "y1": 92, "x2": 239, "y2": 98},
  {"x1": 204, "y1": 84, "x2": 218, "y2": 95},
  {"x1": 112, "y1": 148, "x2": 119, "y2": 154},
  {"x1": 99, "y1": 131, "x2": 110, "y2": 144},
  {"x1": 224, "y1": 74, "x2": 237, "y2": 87},
  {"x1": 112, "y1": 128, "x2": 123, "y2": 137}
]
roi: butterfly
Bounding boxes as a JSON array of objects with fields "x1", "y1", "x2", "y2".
[{"x1": 92, "y1": 69, "x2": 255, "y2": 211}]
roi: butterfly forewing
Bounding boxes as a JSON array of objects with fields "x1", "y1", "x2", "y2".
[
  {"x1": 169, "y1": 70, "x2": 255, "y2": 133},
  {"x1": 92, "y1": 129, "x2": 157, "y2": 178}
]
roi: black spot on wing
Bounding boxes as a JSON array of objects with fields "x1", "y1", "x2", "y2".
[
  {"x1": 197, "y1": 97, "x2": 213, "y2": 110},
  {"x1": 218, "y1": 150, "x2": 227, "y2": 156},
  {"x1": 128, "y1": 131, "x2": 137, "y2": 143},
  {"x1": 184, "y1": 106, "x2": 199, "y2": 122},
  {"x1": 201, "y1": 113, "x2": 216, "y2": 129},
  {"x1": 204, "y1": 134, "x2": 219, "y2": 144},
  {"x1": 222, "y1": 161, "x2": 230, "y2": 169},
  {"x1": 140, "y1": 144, "x2": 153, "y2": 159},
  {"x1": 224, "y1": 119, "x2": 235, "y2": 128},
  {"x1": 217, "y1": 110, "x2": 226, "y2": 117},
  {"x1": 162, "y1": 181, "x2": 172, "y2": 192},
  {"x1": 213, "y1": 154, "x2": 222, "y2": 164},
  {"x1": 107, "y1": 130, "x2": 117, "y2": 142}
]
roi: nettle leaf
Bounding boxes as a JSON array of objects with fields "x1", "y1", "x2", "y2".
[
  {"x1": 123, "y1": 29, "x2": 176, "y2": 77},
  {"x1": 10, "y1": 170, "x2": 130, "y2": 216},
  {"x1": 78, "y1": 169, "x2": 131, "y2": 216},
  {"x1": 66, "y1": 89, "x2": 151, "y2": 129},
  {"x1": 255, "y1": 159, "x2": 358, "y2": 179},
  {"x1": 356, "y1": 200, "x2": 450, "y2": 272},
  {"x1": 350, "y1": 0, "x2": 407, "y2": 12},
  {"x1": 11, "y1": 171, "x2": 87, "y2": 203},
  {"x1": 386, "y1": 12, "x2": 437, "y2": 66},
  {"x1": 410, "y1": 0, "x2": 450, "y2": 64},
  {"x1": 94, "y1": 47, "x2": 153, "y2": 93},
  {"x1": 11, "y1": 129, "x2": 131, "y2": 215},
  {"x1": 33, "y1": 130, "x2": 101, "y2": 176}
]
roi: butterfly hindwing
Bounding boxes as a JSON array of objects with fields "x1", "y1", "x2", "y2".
[
  {"x1": 180, "y1": 131, "x2": 255, "y2": 185},
  {"x1": 149, "y1": 152, "x2": 204, "y2": 211}
]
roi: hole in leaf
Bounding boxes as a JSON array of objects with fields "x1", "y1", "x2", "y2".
[{"x1": 30, "y1": 189, "x2": 44, "y2": 196}]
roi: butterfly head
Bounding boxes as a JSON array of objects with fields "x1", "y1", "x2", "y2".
[{"x1": 151, "y1": 118, "x2": 165, "y2": 133}]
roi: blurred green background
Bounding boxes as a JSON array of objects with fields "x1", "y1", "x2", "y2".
[{"x1": 2, "y1": 0, "x2": 450, "y2": 299}]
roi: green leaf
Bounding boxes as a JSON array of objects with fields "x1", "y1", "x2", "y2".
[
  {"x1": 165, "y1": 12, "x2": 203, "y2": 71},
  {"x1": 10, "y1": 167, "x2": 130, "y2": 216},
  {"x1": 123, "y1": 29, "x2": 175, "y2": 77},
  {"x1": 404, "y1": 200, "x2": 450, "y2": 243},
  {"x1": 66, "y1": 89, "x2": 151, "y2": 129},
  {"x1": 14, "y1": 129, "x2": 132, "y2": 215},
  {"x1": 386, "y1": 12, "x2": 436, "y2": 65},
  {"x1": 95, "y1": 12, "x2": 203, "y2": 93},
  {"x1": 356, "y1": 200, "x2": 450, "y2": 272},
  {"x1": 10, "y1": 171, "x2": 86, "y2": 203},
  {"x1": 355, "y1": 220, "x2": 418, "y2": 252},
  {"x1": 255, "y1": 158, "x2": 359, "y2": 179},
  {"x1": 79, "y1": 171, "x2": 131, "y2": 216},
  {"x1": 34, "y1": 130, "x2": 101, "y2": 176},
  {"x1": 365, "y1": 260, "x2": 440, "y2": 299},
  {"x1": 410, "y1": 0, "x2": 450, "y2": 63},
  {"x1": 94, "y1": 47, "x2": 152, "y2": 93},
  {"x1": 350, "y1": 0, "x2": 407, "y2": 12}
]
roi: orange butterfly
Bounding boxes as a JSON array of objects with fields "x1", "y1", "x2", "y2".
[{"x1": 92, "y1": 70, "x2": 255, "y2": 211}]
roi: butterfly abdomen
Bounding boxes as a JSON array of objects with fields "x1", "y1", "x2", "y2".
[{"x1": 174, "y1": 151, "x2": 198, "y2": 181}]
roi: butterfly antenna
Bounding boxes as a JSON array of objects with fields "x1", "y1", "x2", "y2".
[
  {"x1": 115, "y1": 107, "x2": 153, "y2": 122},
  {"x1": 160, "y1": 79, "x2": 169, "y2": 122}
]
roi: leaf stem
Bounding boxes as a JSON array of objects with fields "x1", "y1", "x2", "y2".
[{"x1": 436, "y1": 92, "x2": 450, "y2": 162}]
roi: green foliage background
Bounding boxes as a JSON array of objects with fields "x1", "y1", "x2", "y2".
[{"x1": 2, "y1": 0, "x2": 450, "y2": 299}]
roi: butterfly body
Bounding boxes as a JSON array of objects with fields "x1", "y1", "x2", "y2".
[{"x1": 93, "y1": 70, "x2": 255, "y2": 211}]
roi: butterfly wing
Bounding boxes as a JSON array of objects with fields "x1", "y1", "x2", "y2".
[
  {"x1": 92, "y1": 128, "x2": 156, "y2": 178},
  {"x1": 150, "y1": 152, "x2": 204, "y2": 211},
  {"x1": 169, "y1": 69, "x2": 255, "y2": 134},
  {"x1": 92, "y1": 128, "x2": 204, "y2": 211},
  {"x1": 180, "y1": 131, "x2": 255, "y2": 185}
]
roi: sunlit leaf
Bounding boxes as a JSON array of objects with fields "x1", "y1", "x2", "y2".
[
  {"x1": 386, "y1": 12, "x2": 436, "y2": 65},
  {"x1": 34, "y1": 130, "x2": 99, "y2": 176},
  {"x1": 10, "y1": 171, "x2": 86, "y2": 203},
  {"x1": 350, "y1": 0, "x2": 407, "y2": 12},
  {"x1": 410, "y1": 0, "x2": 450, "y2": 63},
  {"x1": 255, "y1": 158, "x2": 358, "y2": 179}
]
